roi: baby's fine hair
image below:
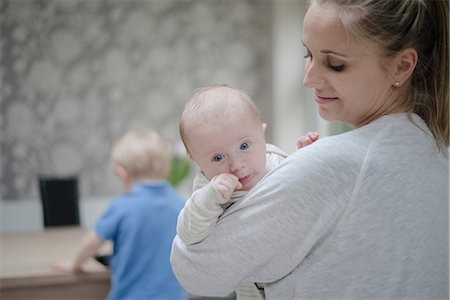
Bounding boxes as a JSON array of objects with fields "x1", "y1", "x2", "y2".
[
  {"x1": 179, "y1": 84, "x2": 262, "y2": 151},
  {"x1": 111, "y1": 129, "x2": 170, "y2": 180}
]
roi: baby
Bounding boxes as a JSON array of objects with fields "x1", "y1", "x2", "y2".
[{"x1": 175, "y1": 84, "x2": 318, "y2": 299}]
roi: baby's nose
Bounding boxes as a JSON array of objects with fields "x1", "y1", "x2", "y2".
[{"x1": 230, "y1": 159, "x2": 244, "y2": 173}]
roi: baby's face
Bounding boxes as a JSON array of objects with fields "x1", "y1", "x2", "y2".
[{"x1": 187, "y1": 115, "x2": 267, "y2": 191}]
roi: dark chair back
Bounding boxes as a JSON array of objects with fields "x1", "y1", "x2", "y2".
[{"x1": 39, "y1": 175, "x2": 80, "y2": 227}]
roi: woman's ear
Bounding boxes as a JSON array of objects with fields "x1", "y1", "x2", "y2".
[{"x1": 392, "y1": 48, "x2": 418, "y2": 86}]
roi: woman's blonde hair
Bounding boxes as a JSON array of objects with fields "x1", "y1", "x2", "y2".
[
  {"x1": 312, "y1": 0, "x2": 449, "y2": 148},
  {"x1": 111, "y1": 129, "x2": 170, "y2": 179}
]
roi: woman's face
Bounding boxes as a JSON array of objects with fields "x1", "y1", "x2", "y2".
[{"x1": 302, "y1": 1, "x2": 399, "y2": 128}]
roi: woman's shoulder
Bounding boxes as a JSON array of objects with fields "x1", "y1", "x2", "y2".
[
  {"x1": 296, "y1": 113, "x2": 427, "y2": 159},
  {"x1": 289, "y1": 130, "x2": 368, "y2": 164},
  {"x1": 281, "y1": 121, "x2": 391, "y2": 178},
  {"x1": 284, "y1": 113, "x2": 438, "y2": 175}
]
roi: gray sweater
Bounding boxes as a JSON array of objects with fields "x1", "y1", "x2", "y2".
[
  {"x1": 171, "y1": 113, "x2": 449, "y2": 299},
  {"x1": 176, "y1": 144, "x2": 287, "y2": 300},
  {"x1": 177, "y1": 144, "x2": 287, "y2": 246}
]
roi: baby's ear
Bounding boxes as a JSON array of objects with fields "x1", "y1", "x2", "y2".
[{"x1": 187, "y1": 152, "x2": 194, "y2": 161}]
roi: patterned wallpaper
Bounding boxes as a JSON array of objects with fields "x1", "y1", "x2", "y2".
[{"x1": 1, "y1": 0, "x2": 273, "y2": 200}]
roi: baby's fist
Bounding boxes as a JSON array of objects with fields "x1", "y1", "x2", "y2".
[
  {"x1": 212, "y1": 174, "x2": 242, "y2": 200},
  {"x1": 297, "y1": 131, "x2": 320, "y2": 149}
]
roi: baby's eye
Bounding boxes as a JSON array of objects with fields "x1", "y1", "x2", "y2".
[
  {"x1": 212, "y1": 154, "x2": 225, "y2": 162},
  {"x1": 240, "y1": 142, "x2": 250, "y2": 150}
]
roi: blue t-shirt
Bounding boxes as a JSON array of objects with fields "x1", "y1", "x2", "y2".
[{"x1": 95, "y1": 181, "x2": 186, "y2": 300}]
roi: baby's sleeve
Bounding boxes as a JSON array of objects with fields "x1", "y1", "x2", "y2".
[
  {"x1": 176, "y1": 174, "x2": 228, "y2": 245},
  {"x1": 265, "y1": 143, "x2": 288, "y2": 172}
]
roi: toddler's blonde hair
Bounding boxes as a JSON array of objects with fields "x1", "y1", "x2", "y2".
[{"x1": 111, "y1": 129, "x2": 170, "y2": 180}]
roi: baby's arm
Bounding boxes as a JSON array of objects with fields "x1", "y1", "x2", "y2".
[
  {"x1": 296, "y1": 131, "x2": 320, "y2": 149},
  {"x1": 177, "y1": 174, "x2": 241, "y2": 245}
]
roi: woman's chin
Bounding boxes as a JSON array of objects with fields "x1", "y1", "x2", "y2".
[{"x1": 318, "y1": 109, "x2": 337, "y2": 122}]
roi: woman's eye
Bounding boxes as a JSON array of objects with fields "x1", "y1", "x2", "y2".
[
  {"x1": 303, "y1": 49, "x2": 312, "y2": 59},
  {"x1": 329, "y1": 64, "x2": 345, "y2": 72},
  {"x1": 212, "y1": 154, "x2": 225, "y2": 162},
  {"x1": 328, "y1": 59, "x2": 345, "y2": 72},
  {"x1": 240, "y1": 142, "x2": 250, "y2": 150}
]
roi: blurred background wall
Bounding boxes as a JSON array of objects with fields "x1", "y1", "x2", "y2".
[
  {"x1": 1, "y1": 0, "x2": 277, "y2": 200},
  {"x1": 1, "y1": 0, "x2": 331, "y2": 231}
]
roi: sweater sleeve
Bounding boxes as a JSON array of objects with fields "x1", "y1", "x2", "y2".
[
  {"x1": 177, "y1": 144, "x2": 286, "y2": 246},
  {"x1": 176, "y1": 174, "x2": 230, "y2": 245}
]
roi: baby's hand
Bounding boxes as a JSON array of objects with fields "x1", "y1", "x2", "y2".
[
  {"x1": 296, "y1": 131, "x2": 320, "y2": 149},
  {"x1": 212, "y1": 173, "x2": 243, "y2": 200}
]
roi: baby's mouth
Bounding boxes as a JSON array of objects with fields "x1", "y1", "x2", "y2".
[{"x1": 239, "y1": 175, "x2": 251, "y2": 184}]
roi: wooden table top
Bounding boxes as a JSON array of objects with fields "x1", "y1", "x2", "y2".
[{"x1": 0, "y1": 226, "x2": 110, "y2": 288}]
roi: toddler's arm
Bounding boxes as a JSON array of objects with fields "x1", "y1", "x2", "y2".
[
  {"x1": 296, "y1": 131, "x2": 320, "y2": 149},
  {"x1": 177, "y1": 173, "x2": 241, "y2": 245},
  {"x1": 52, "y1": 230, "x2": 104, "y2": 273}
]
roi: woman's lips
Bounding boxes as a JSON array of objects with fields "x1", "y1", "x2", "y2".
[{"x1": 315, "y1": 95, "x2": 339, "y2": 105}]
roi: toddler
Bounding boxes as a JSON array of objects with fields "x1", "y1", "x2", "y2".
[{"x1": 53, "y1": 129, "x2": 186, "y2": 300}]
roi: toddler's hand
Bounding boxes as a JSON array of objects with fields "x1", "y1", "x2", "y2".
[
  {"x1": 296, "y1": 131, "x2": 320, "y2": 149},
  {"x1": 51, "y1": 260, "x2": 82, "y2": 273},
  {"x1": 212, "y1": 173, "x2": 243, "y2": 200}
]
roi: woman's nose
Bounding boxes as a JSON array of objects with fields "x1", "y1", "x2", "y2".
[{"x1": 303, "y1": 60, "x2": 323, "y2": 88}]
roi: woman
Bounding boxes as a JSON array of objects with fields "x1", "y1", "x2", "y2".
[{"x1": 171, "y1": 1, "x2": 449, "y2": 299}]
